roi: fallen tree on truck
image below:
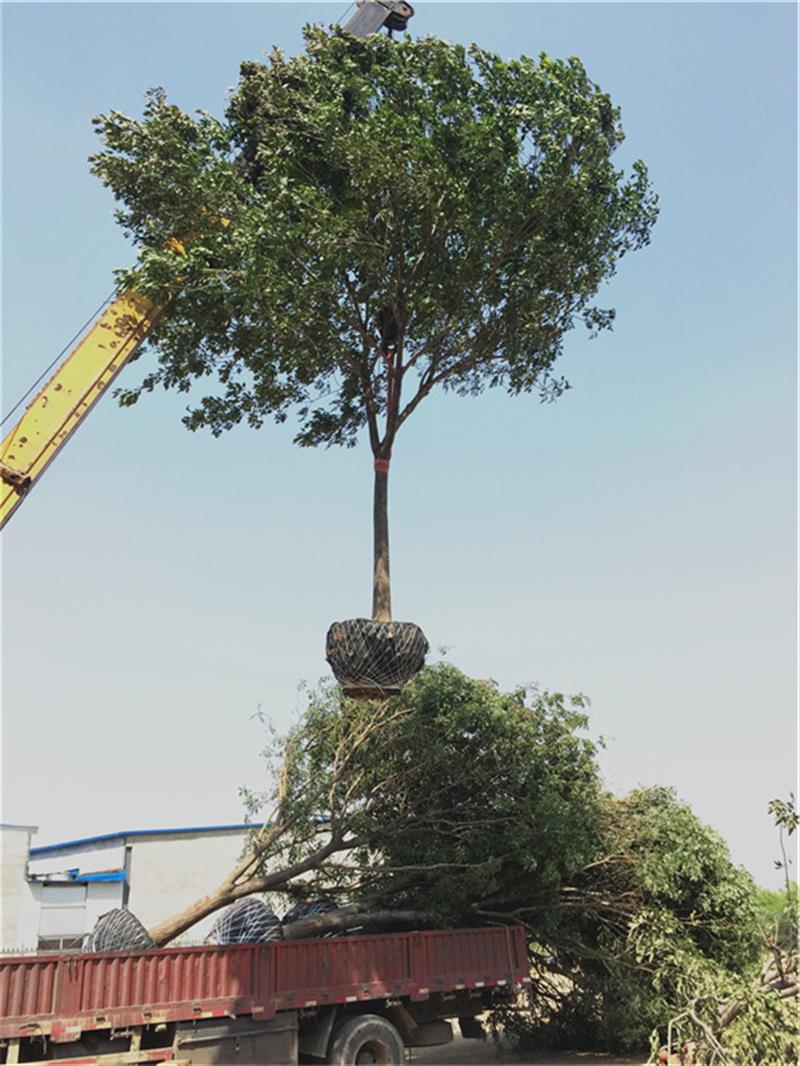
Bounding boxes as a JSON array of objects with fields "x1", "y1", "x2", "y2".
[
  {"x1": 147, "y1": 664, "x2": 601, "y2": 944},
  {"x1": 136, "y1": 664, "x2": 776, "y2": 1059}
]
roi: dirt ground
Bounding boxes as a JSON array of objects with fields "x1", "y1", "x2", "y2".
[{"x1": 411, "y1": 1034, "x2": 646, "y2": 1066}]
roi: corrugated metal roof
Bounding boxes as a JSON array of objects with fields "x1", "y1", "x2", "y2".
[{"x1": 29, "y1": 824, "x2": 257, "y2": 857}]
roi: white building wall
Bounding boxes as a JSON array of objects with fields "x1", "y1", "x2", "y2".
[
  {"x1": 1, "y1": 825, "x2": 37, "y2": 950},
  {"x1": 14, "y1": 882, "x2": 42, "y2": 952},
  {"x1": 3, "y1": 826, "x2": 258, "y2": 950},
  {"x1": 85, "y1": 882, "x2": 125, "y2": 934},
  {"x1": 127, "y1": 830, "x2": 249, "y2": 942}
]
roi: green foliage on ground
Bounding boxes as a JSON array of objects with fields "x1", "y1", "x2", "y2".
[
  {"x1": 499, "y1": 787, "x2": 764, "y2": 1054},
  {"x1": 90, "y1": 28, "x2": 657, "y2": 454}
]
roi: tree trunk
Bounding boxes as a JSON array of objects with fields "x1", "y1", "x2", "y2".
[
  {"x1": 282, "y1": 908, "x2": 429, "y2": 940},
  {"x1": 148, "y1": 887, "x2": 236, "y2": 946},
  {"x1": 147, "y1": 833, "x2": 348, "y2": 945},
  {"x1": 372, "y1": 461, "x2": 391, "y2": 621}
]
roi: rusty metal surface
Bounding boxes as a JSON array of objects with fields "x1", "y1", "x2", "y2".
[
  {"x1": 0, "y1": 928, "x2": 527, "y2": 1040},
  {"x1": 0, "y1": 956, "x2": 58, "y2": 1022}
]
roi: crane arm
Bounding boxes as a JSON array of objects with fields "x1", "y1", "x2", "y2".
[
  {"x1": 343, "y1": 0, "x2": 414, "y2": 36},
  {"x1": 0, "y1": 288, "x2": 162, "y2": 528},
  {"x1": 1, "y1": 0, "x2": 414, "y2": 530}
]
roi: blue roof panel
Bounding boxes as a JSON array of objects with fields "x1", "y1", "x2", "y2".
[{"x1": 29, "y1": 824, "x2": 258, "y2": 857}]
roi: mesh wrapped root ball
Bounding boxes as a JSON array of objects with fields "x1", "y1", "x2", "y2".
[
  {"x1": 208, "y1": 897, "x2": 283, "y2": 945},
  {"x1": 281, "y1": 895, "x2": 338, "y2": 926},
  {"x1": 282, "y1": 895, "x2": 340, "y2": 937},
  {"x1": 326, "y1": 618, "x2": 428, "y2": 698},
  {"x1": 88, "y1": 908, "x2": 155, "y2": 953}
]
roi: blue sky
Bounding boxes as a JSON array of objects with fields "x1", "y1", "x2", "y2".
[{"x1": 2, "y1": 3, "x2": 796, "y2": 889}]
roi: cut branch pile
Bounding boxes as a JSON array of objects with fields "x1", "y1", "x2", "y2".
[{"x1": 661, "y1": 938, "x2": 798, "y2": 1065}]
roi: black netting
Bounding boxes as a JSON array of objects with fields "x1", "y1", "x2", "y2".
[
  {"x1": 282, "y1": 895, "x2": 338, "y2": 926},
  {"x1": 282, "y1": 895, "x2": 341, "y2": 938},
  {"x1": 208, "y1": 898, "x2": 283, "y2": 945},
  {"x1": 88, "y1": 909, "x2": 155, "y2": 953},
  {"x1": 326, "y1": 618, "x2": 428, "y2": 698}
]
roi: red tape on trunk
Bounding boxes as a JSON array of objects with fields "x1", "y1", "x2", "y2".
[{"x1": 374, "y1": 459, "x2": 390, "y2": 473}]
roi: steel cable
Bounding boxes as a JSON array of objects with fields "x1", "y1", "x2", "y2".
[
  {"x1": 1, "y1": 291, "x2": 114, "y2": 431},
  {"x1": 336, "y1": 1, "x2": 356, "y2": 27}
]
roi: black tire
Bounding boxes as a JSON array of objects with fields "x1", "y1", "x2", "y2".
[{"x1": 327, "y1": 1014, "x2": 404, "y2": 1066}]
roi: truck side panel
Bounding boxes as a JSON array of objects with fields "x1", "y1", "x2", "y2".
[
  {"x1": 175, "y1": 1014, "x2": 297, "y2": 1065},
  {"x1": 0, "y1": 928, "x2": 528, "y2": 1040}
]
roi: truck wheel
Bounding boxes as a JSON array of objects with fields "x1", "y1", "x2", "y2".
[{"x1": 327, "y1": 1014, "x2": 404, "y2": 1065}]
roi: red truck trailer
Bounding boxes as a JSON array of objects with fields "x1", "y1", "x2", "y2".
[{"x1": 0, "y1": 926, "x2": 529, "y2": 1065}]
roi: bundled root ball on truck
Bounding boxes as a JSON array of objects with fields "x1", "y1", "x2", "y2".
[
  {"x1": 88, "y1": 908, "x2": 155, "y2": 953},
  {"x1": 282, "y1": 895, "x2": 341, "y2": 936},
  {"x1": 281, "y1": 895, "x2": 338, "y2": 925},
  {"x1": 208, "y1": 897, "x2": 283, "y2": 944}
]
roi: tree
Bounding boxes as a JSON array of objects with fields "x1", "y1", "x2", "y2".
[
  {"x1": 91, "y1": 27, "x2": 658, "y2": 625},
  {"x1": 497, "y1": 788, "x2": 764, "y2": 1054},
  {"x1": 299, "y1": 665, "x2": 602, "y2": 926},
  {"x1": 146, "y1": 663, "x2": 601, "y2": 944},
  {"x1": 768, "y1": 792, "x2": 798, "y2": 897}
]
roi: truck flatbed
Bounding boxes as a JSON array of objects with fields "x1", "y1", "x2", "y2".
[{"x1": 0, "y1": 926, "x2": 529, "y2": 1065}]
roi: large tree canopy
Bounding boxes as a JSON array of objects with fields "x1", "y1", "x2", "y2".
[
  {"x1": 92, "y1": 28, "x2": 657, "y2": 449},
  {"x1": 147, "y1": 664, "x2": 601, "y2": 943},
  {"x1": 280, "y1": 665, "x2": 602, "y2": 925}
]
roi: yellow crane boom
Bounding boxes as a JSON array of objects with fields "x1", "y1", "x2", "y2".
[{"x1": 0, "y1": 288, "x2": 162, "y2": 528}]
